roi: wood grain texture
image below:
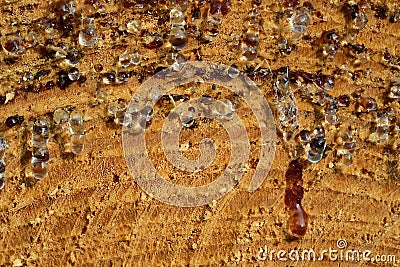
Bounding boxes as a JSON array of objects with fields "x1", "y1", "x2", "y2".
[{"x1": 0, "y1": 0, "x2": 399, "y2": 266}]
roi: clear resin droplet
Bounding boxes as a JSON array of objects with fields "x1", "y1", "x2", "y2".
[
  {"x1": 389, "y1": 82, "x2": 400, "y2": 99},
  {"x1": 213, "y1": 99, "x2": 234, "y2": 118},
  {"x1": 32, "y1": 117, "x2": 50, "y2": 180},
  {"x1": 241, "y1": 43, "x2": 257, "y2": 61},
  {"x1": 228, "y1": 66, "x2": 239, "y2": 78},
  {"x1": 138, "y1": 116, "x2": 151, "y2": 130},
  {"x1": 306, "y1": 149, "x2": 323, "y2": 163},
  {"x1": 353, "y1": 12, "x2": 368, "y2": 30},
  {"x1": 0, "y1": 138, "x2": 6, "y2": 158},
  {"x1": 68, "y1": 68, "x2": 80, "y2": 81},
  {"x1": 115, "y1": 110, "x2": 126, "y2": 126},
  {"x1": 180, "y1": 107, "x2": 195, "y2": 127},
  {"x1": 169, "y1": 26, "x2": 188, "y2": 50},
  {"x1": 118, "y1": 53, "x2": 131, "y2": 68},
  {"x1": 69, "y1": 111, "x2": 85, "y2": 154},
  {"x1": 32, "y1": 161, "x2": 48, "y2": 181},
  {"x1": 325, "y1": 111, "x2": 338, "y2": 124},
  {"x1": 130, "y1": 52, "x2": 141, "y2": 65},
  {"x1": 79, "y1": 18, "x2": 98, "y2": 47},
  {"x1": 170, "y1": 7, "x2": 185, "y2": 26},
  {"x1": 342, "y1": 152, "x2": 353, "y2": 166},
  {"x1": 290, "y1": 8, "x2": 310, "y2": 41}
]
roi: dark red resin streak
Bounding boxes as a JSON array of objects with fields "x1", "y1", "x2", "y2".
[{"x1": 284, "y1": 159, "x2": 308, "y2": 237}]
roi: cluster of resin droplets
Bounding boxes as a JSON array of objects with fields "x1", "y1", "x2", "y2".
[{"x1": 0, "y1": 0, "x2": 399, "y2": 242}]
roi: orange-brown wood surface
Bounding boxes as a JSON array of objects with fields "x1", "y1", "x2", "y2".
[{"x1": 0, "y1": 0, "x2": 399, "y2": 266}]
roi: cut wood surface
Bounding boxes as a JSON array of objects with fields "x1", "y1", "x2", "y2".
[{"x1": 0, "y1": 0, "x2": 399, "y2": 266}]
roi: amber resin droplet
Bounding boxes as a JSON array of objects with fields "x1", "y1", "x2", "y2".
[
  {"x1": 285, "y1": 159, "x2": 308, "y2": 238},
  {"x1": 288, "y1": 203, "x2": 308, "y2": 237}
]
